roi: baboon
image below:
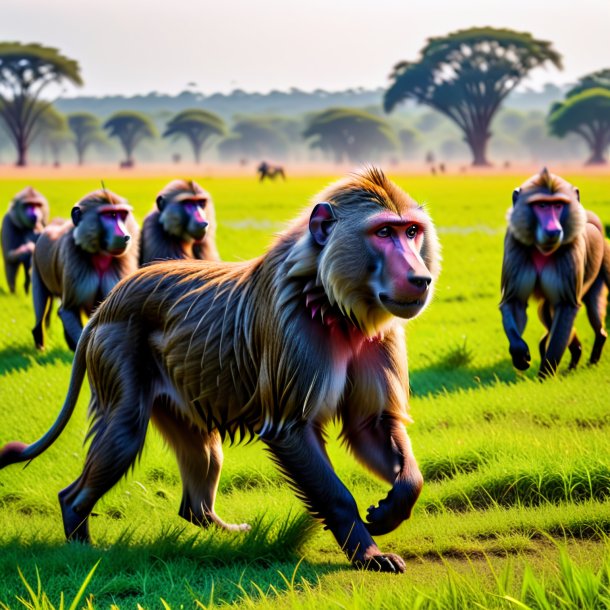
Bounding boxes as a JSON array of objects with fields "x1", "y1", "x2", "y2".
[
  {"x1": 257, "y1": 161, "x2": 285, "y2": 182},
  {"x1": 0, "y1": 167, "x2": 440, "y2": 573},
  {"x1": 1, "y1": 187, "x2": 49, "y2": 294},
  {"x1": 140, "y1": 179, "x2": 219, "y2": 265},
  {"x1": 500, "y1": 168, "x2": 610, "y2": 377},
  {"x1": 31, "y1": 189, "x2": 140, "y2": 351}
]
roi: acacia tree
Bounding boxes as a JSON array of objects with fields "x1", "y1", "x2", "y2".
[
  {"x1": 548, "y1": 88, "x2": 610, "y2": 165},
  {"x1": 35, "y1": 105, "x2": 71, "y2": 166},
  {"x1": 163, "y1": 109, "x2": 225, "y2": 163},
  {"x1": 565, "y1": 69, "x2": 610, "y2": 97},
  {"x1": 217, "y1": 118, "x2": 289, "y2": 161},
  {"x1": 103, "y1": 111, "x2": 156, "y2": 166},
  {"x1": 0, "y1": 42, "x2": 82, "y2": 166},
  {"x1": 384, "y1": 28, "x2": 562, "y2": 166},
  {"x1": 68, "y1": 112, "x2": 104, "y2": 165},
  {"x1": 303, "y1": 108, "x2": 398, "y2": 163}
]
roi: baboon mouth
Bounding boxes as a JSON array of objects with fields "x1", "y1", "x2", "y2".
[
  {"x1": 104, "y1": 245, "x2": 128, "y2": 256},
  {"x1": 379, "y1": 294, "x2": 424, "y2": 318}
]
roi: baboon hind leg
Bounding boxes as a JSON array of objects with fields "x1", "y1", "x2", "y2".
[
  {"x1": 59, "y1": 395, "x2": 150, "y2": 542},
  {"x1": 152, "y1": 402, "x2": 250, "y2": 532},
  {"x1": 31, "y1": 268, "x2": 51, "y2": 349},
  {"x1": 537, "y1": 301, "x2": 552, "y2": 363},
  {"x1": 583, "y1": 276, "x2": 608, "y2": 365}
]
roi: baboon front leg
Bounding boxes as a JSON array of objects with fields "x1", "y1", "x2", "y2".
[
  {"x1": 539, "y1": 304, "x2": 579, "y2": 378},
  {"x1": 343, "y1": 412, "x2": 423, "y2": 537},
  {"x1": 537, "y1": 301, "x2": 552, "y2": 363},
  {"x1": 583, "y1": 277, "x2": 608, "y2": 365},
  {"x1": 501, "y1": 300, "x2": 530, "y2": 370},
  {"x1": 58, "y1": 307, "x2": 83, "y2": 351},
  {"x1": 59, "y1": 404, "x2": 149, "y2": 542},
  {"x1": 265, "y1": 423, "x2": 406, "y2": 573},
  {"x1": 31, "y1": 268, "x2": 51, "y2": 349},
  {"x1": 152, "y1": 405, "x2": 249, "y2": 532}
]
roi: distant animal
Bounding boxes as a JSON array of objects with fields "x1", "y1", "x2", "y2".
[
  {"x1": 1, "y1": 187, "x2": 49, "y2": 294},
  {"x1": 500, "y1": 168, "x2": 610, "y2": 377},
  {"x1": 140, "y1": 179, "x2": 219, "y2": 265},
  {"x1": 31, "y1": 189, "x2": 140, "y2": 351},
  {"x1": 0, "y1": 167, "x2": 440, "y2": 573},
  {"x1": 257, "y1": 161, "x2": 285, "y2": 182}
]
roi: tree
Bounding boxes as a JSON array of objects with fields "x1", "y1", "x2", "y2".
[
  {"x1": 163, "y1": 109, "x2": 225, "y2": 163},
  {"x1": 68, "y1": 112, "x2": 105, "y2": 165},
  {"x1": 548, "y1": 88, "x2": 610, "y2": 165},
  {"x1": 217, "y1": 118, "x2": 289, "y2": 161},
  {"x1": 303, "y1": 108, "x2": 398, "y2": 163},
  {"x1": 0, "y1": 42, "x2": 82, "y2": 166},
  {"x1": 103, "y1": 111, "x2": 156, "y2": 166},
  {"x1": 34, "y1": 105, "x2": 72, "y2": 166},
  {"x1": 384, "y1": 28, "x2": 562, "y2": 166},
  {"x1": 565, "y1": 69, "x2": 610, "y2": 97}
]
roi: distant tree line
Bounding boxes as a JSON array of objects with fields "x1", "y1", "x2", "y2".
[{"x1": 0, "y1": 37, "x2": 608, "y2": 167}]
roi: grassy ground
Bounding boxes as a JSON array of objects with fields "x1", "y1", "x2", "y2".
[{"x1": 0, "y1": 171, "x2": 609, "y2": 608}]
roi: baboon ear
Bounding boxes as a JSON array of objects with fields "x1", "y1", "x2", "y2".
[
  {"x1": 71, "y1": 206, "x2": 82, "y2": 227},
  {"x1": 156, "y1": 195, "x2": 166, "y2": 211},
  {"x1": 574, "y1": 187, "x2": 580, "y2": 202},
  {"x1": 309, "y1": 202, "x2": 337, "y2": 246},
  {"x1": 512, "y1": 188, "x2": 521, "y2": 206}
]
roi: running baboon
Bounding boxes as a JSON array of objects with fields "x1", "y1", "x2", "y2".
[
  {"x1": 500, "y1": 168, "x2": 610, "y2": 377},
  {"x1": 1, "y1": 167, "x2": 440, "y2": 573},
  {"x1": 140, "y1": 179, "x2": 219, "y2": 264},
  {"x1": 31, "y1": 189, "x2": 139, "y2": 351},
  {"x1": 1, "y1": 187, "x2": 49, "y2": 294}
]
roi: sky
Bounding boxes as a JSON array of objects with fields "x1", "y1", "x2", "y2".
[{"x1": 3, "y1": 0, "x2": 609, "y2": 98}]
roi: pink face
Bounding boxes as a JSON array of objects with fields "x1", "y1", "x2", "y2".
[
  {"x1": 98, "y1": 206, "x2": 131, "y2": 255},
  {"x1": 367, "y1": 211, "x2": 432, "y2": 319},
  {"x1": 183, "y1": 199, "x2": 208, "y2": 240},
  {"x1": 532, "y1": 202, "x2": 565, "y2": 254},
  {"x1": 22, "y1": 202, "x2": 43, "y2": 229}
]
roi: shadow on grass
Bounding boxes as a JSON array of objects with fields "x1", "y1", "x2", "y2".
[
  {"x1": 0, "y1": 513, "x2": 349, "y2": 607},
  {"x1": 410, "y1": 358, "x2": 520, "y2": 398},
  {"x1": 0, "y1": 345, "x2": 73, "y2": 376}
]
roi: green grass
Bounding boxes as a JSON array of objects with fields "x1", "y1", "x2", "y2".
[{"x1": 0, "y1": 171, "x2": 609, "y2": 608}]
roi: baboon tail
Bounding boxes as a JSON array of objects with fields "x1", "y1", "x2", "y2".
[{"x1": 0, "y1": 322, "x2": 91, "y2": 469}]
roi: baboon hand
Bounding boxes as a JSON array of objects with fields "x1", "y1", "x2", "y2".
[
  {"x1": 354, "y1": 552, "x2": 406, "y2": 574},
  {"x1": 510, "y1": 339, "x2": 531, "y2": 370},
  {"x1": 365, "y1": 479, "x2": 421, "y2": 536}
]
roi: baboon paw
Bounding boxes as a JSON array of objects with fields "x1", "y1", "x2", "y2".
[
  {"x1": 354, "y1": 553, "x2": 406, "y2": 574},
  {"x1": 510, "y1": 343, "x2": 531, "y2": 370},
  {"x1": 223, "y1": 522, "x2": 251, "y2": 532}
]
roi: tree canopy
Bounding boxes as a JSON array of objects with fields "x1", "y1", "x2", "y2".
[
  {"x1": 217, "y1": 118, "x2": 289, "y2": 161},
  {"x1": 163, "y1": 109, "x2": 226, "y2": 163},
  {"x1": 35, "y1": 105, "x2": 72, "y2": 166},
  {"x1": 103, "y1": 111, "x2": 157, "y2": 165},
  {"x1": 565, "y1": 69, "x2": 610, "y2": 98},
  {"x1": 0, "y1": 42, "x2": 82, "y2": 166},
  {"x1": 303, "y1": 108, "x2": 398, "y2": 163},
  {"x1": 68, "y1": 112, "x2": 105, "y2": 165},
  {"x1": 548, "y1": 88, "x2": 610, "y2": 165},
  {"x1": 384, "y1": 27, "x2": 562, "y2": 166}
]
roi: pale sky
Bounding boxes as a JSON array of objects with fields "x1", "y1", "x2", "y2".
[{"x1": 3, "y1": 0, "x2": 609, "y2": 97}]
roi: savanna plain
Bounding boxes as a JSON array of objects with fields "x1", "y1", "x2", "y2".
[{"x1": 0, "y1": 171, "x2": 609, "y2": 609}]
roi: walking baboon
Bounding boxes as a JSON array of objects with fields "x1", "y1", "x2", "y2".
[
  {"x1": 31, "y1": 189, "x2": 139, "y2": 351},
  {"x1": 1, "y1": 187, "x2": 49, "y2": 294},
  {"x1": 257, "y1": 161, "x2": 285, "y2": 182},
  {"x1": 500, "y1": 168, "x2": 610, "y2": 377},
  {"x1": 1, "y1": 167, "x2": 440, "y2": 573},
  {"x1": 140, "y1": 179, "x2": 219, "y2": 264}
]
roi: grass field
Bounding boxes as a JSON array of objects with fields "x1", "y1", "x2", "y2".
[{"x1": 0, "y1": 170, "x2": 609, "y2": 608}]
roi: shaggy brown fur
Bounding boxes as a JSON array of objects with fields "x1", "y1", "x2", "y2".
[
  {"x1": 140, "y1": 179, "x2": 219, "y2": 264},
  {"x1": 501, "y1": 168, "x2": 610, "y2": 376},
  {"x1": 1, "y1": 167, "x2": 440, "y2": 573},
  {"x1": 31, "y1": 189, "x2": 140, "y2": 351},
  {"x1": 1, "y1": 187, "x2": 49, "y2": 294}
]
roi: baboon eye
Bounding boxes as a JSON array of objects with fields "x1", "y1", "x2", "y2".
[
  {"x1": 406, "y1": 224, "x2": 419, "y2": 239},
  {"x1": 376, "y1": 226, "x2": 392, "y2": 238}
]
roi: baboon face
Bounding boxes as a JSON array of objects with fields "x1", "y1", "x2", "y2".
[
  {"x1": 509, "y1": 168, "x2": 586, "y2": 255},
  {"x1": 9, "y1": 187, "x2": 49, "y2": 231},
  {"x1": 72, "y1": 196, "x2": 134, "y2": 256},
  {"x1": 18, "y1": 201, "x2": 44, "y2": 230},
  {"x1": 156, "y1": 183, "x2": 210, "y2": 242},
  {"x1": 311, "y1": 176, "x2": 437, "y2": 331}
]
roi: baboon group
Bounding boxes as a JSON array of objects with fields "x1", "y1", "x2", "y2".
[{"x1": 0, "y1": 167, "x2": 609, "y2": 573}]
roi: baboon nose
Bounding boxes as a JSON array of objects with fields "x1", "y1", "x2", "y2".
[
  {"x1": 408, "y1": 274, "x2": 431, "y2": 290},
  {"x1": 546, "y1": 229, "x2": 562, "y2": 240},
  {"x1": 124, "y1": 235, "x2": 130, "y2": 243}
]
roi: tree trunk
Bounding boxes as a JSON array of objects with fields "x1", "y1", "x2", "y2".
[
  {"x1": 16, "y1": 137, "x2": 27, "y2": 167},
  {"x1": 468, "y1": 131, "x2": 492, "y2": 167},
  {"x1": 585, "y1": 134, "x2": 607, "y2": 165}
]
